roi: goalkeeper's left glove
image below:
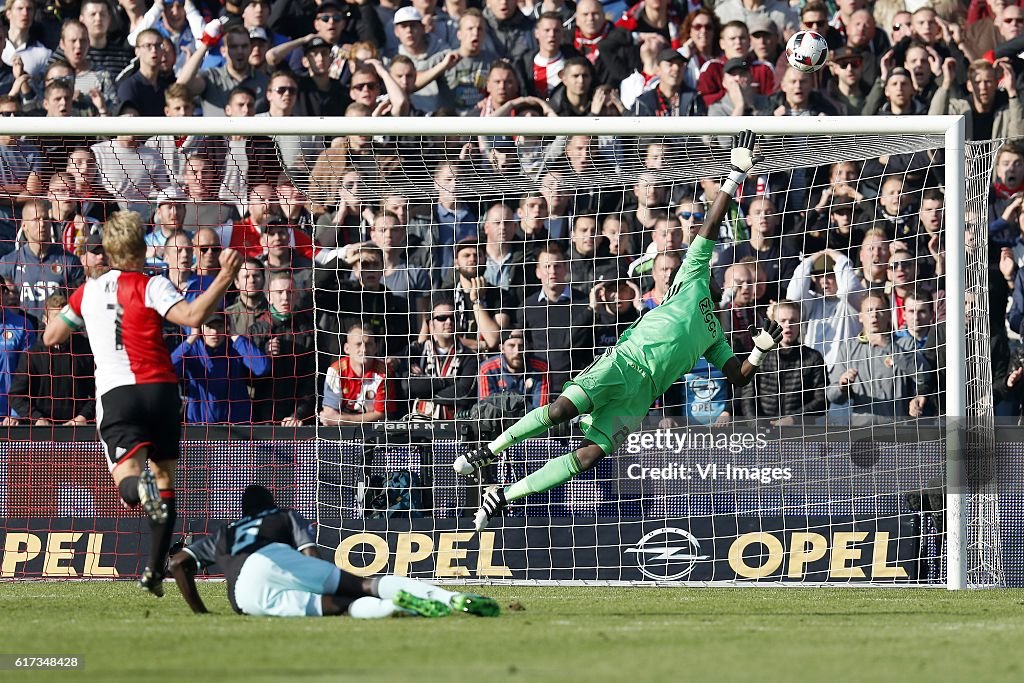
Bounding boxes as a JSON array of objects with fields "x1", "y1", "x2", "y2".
[{"x1": 746, "y1": 319, "x2": 783, "y2": 367}]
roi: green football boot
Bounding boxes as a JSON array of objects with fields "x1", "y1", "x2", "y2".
[
  {"x1": 394, "y1": 590, "x2": 452, "y2": 618},
  {"x1": 450, "y1": 593, "x2": 500, "y2": 617}
]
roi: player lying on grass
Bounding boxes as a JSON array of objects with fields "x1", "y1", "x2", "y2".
[
  {"x1": 168, "y1": 485, "x2": 501, "y2": 618},
  {"x1": 42, "y1": 211, "x2": 242, "y2": 596},
  {"x1": 454, "y1": 131, "x2": 782, "y2": 531}
]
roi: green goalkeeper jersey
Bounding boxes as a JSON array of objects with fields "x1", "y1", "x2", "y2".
[{"x1": 615, "y1": 235, "x2": 735, "y2": 396}]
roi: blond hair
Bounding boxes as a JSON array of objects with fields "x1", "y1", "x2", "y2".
[{"x1": 103, "y1": 211, "x2": 146, "y2": 270}]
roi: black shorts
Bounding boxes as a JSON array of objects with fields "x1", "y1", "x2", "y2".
[{"x1": 96, "y1": 383, "x2": 182, "y2": 470}]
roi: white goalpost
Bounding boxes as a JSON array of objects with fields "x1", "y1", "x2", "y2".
[{"x1": 0, "y1": 115, "x2": 1000, "y2": 589}]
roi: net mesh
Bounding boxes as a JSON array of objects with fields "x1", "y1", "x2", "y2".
[
  {"x1": 965, "y1": 139, "x2": 1002, "y2": 588},
  {"x1": 0, "y1": 123, "x2": 1001, "y2": 586}
]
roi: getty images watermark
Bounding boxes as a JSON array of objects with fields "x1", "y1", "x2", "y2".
[{"x1": 623, "y1": 428, "x2": 793, "y2": 484}]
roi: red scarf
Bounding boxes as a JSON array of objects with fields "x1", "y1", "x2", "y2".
[
  {"x1": 532, "y1": 54, "x2": 564, "y2": 97},
  {"x1": 616, "y1": 2, "x2": 682, "y2": 48},
  {"x1": 993, "y1": 180, "x2": 1024, "y2": 200},
  {"x1": 574, "y1": 25, "x2": 610, "y2": 63}
]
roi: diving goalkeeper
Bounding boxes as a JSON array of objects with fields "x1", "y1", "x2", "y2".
[{"x1": 453, "y1": 131, "x2": 782, "y2": 531}]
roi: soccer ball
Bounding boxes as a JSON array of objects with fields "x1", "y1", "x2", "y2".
[{"x1": 785, "y1": 31, "x2": 828, "y2": 73}]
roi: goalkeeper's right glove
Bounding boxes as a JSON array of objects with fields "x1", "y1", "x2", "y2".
[
  {"x1": 730, "y1": 130, "x2": 764, "y2": 173},
  {"x1": 746, "y1": 318, "x2": 783, "y2": 367},
  {"x1": 723, "y1": 130, "x2": 765, "y2": 195},
  {"x1": 200, "y1": 17, "x2": 228, "y2": 48}
]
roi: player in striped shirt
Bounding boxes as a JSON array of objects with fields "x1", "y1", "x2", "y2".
[{"x1": 42, "y1": 211, "x2": 242, "y2": 596}]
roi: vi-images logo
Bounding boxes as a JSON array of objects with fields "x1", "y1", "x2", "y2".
[{"x1": 625, "y1": 527, "x2": 710, "y2": 581}]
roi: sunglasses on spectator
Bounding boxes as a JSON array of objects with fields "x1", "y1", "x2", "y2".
[
  {"x1": 197, "y1": 245, "x2": 221, "y2": 253},
  {"x1": 0, "y1": 110, "x2": 16, "y2": 117},
  {"x1": 889, "y1": 261, "x2": 911, "y2": 270},
  {"x1": 691, "y1": 22, "x2": 712, "y2": 31},
  {"x1": 803, "y1": 19, "x2": 828, "y2": 27},
  {"x1": 678, "y1": 211, "x2": 705, "y2": 220},
  {"x1": 317, "y1": 13, "x2": 345, "y2": 22},
  {"x1": 351, "y1": 81, "x2": 379, "y2": 90},
  {"x1": 432, "y1": 314, "x2": 454, "y2": 322},
  {"x1": 836, "y1": 59, "x2": 863, "y2": 69},
  {"x1": 137, "y1": 42, "x2": 162, "y2": 50},
  {"x1": 271, "y1": 86, "x2": 298, "y2": 95}
]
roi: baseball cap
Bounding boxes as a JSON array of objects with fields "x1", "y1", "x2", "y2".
[
  {"x1": 657, "y1": 48, "x2": 687, "y2": 64},
  {"x1": 248, "y1": 26, "x2": 269, "y2": 43},
  {"x1": 201, "y1": 311, "x2": 227, "y2": 327},
  {"x1": 886, "y1": 67, "x2": 911, "y2": 83},
  {"x1": 811, "y1": 253, "x2": 837, "y2": 275},
  {"x1": 84, "y1": 230, "x2": 104, "y2": 255},
  {"x1": 831, "y1": 46, "x2": 864, "y2": 63},
  {"x1": 746, "y1": 15, "x2": 778, "y2": 36},
  {"x1": 261, "y1": 215, "x2": 291, "y2": 233},
  {"x1": 153, "y1": 185, "x2": 185, "y2": 204},
  {"x1": 317, "y1": 1, "x2": 347, "y2": 14},
  {"x1": 724, "y1": 57, "x2": 751, "y2": 74},
  {"x1": 500, "y1": 328, "x2": 524, "y2": 345},
  {"x1": 393, "y1": 6, "x2": 423, "y2": 24},
  {"x1": 304, "y1": 36, "x2": 331, "y2": 54},
  {"x1": 454, "y1": 236, "x2": 480, "y2": 254}
]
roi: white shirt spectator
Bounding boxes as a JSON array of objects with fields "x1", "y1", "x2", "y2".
[
  {"x1": 91, "y1": 138, "x2": 171, "y2": 221},
  {"x1": 2, "y1": 40, "x2": 51, "y2": 81},
  {"x1": 714, "y1": 0, "x2": 798, "y2": 37},
  {"x1": 786, "y1": 251, "x2": 863, "y2": 368}
]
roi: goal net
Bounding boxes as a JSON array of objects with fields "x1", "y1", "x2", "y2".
[{"x1": 0, "y1": 116, "x2": 1002, "y2": 588}]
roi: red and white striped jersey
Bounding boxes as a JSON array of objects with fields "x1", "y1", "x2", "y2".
[{"x1": 61, "y1": 269, "x2": 184, "y2": 397}]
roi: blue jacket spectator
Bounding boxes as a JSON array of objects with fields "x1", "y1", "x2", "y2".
[
  {"x1": 478, "y1": 329, "x2": 549, "y2": 410},
  {"x1": 1007, "y1": 267, "x2": 1024, "y2": 338},
  {"x1": 171, "y1": 317, "x2": 269, "y2": 423},
  {"x1": 0, "y1": 200, "x2": 83, "y2": 321},
  {"x1": 0, "y1": 301, "x2": 35, "y2": 419}
]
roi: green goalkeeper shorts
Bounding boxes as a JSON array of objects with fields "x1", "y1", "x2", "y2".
[{"x1": 566, "y1": 347, "x2": 658, "y2": 455}]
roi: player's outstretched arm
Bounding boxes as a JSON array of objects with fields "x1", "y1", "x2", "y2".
[
  {"x1": 723, "y1": 319, "x2": 783, "y2": 387},
  {"x1": 165, "y1": 249, "x2": 243, "y2": 329},
  {"x1": 168, "y1": 551, "x2": 210, "y2": 614},
  {"x1": 698, "y1": 130, "x2": 764, "y2": 242}
]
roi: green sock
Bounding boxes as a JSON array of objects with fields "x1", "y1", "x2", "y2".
[
  {"x1": 505, "y1": 452, "x2": 583, "y2": 501},
  {"x1": 488, "y1": 405, "x2": 554, "y2": 455}
]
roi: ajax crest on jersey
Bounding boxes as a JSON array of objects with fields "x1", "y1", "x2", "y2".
[{"x1": 786, "y1": 31, "x2": 829, "y2": 73}]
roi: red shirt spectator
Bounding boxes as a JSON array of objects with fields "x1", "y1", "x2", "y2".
[{"x1": 320, "y1": 325, "x2": 396, "y2": 425}]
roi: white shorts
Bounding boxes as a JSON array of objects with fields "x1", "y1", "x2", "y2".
[{"x1": 234, "y1": 543, "x2": 342, "y2": 617}]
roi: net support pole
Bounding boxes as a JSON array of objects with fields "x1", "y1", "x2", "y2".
[{"x1": 944, "y1": 117, "x2": 968, "y2": 590}]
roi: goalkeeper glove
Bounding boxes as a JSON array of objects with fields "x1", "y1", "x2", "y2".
[
  {"x1": 200, "y1": 17, "x2": 228, "y2": 48},
  {"x1": 746, "y1": 319, "x2": 783, "y2": 367},
  {"x1": 723, "y1": 130, "x2": 765, "y2": 195}
]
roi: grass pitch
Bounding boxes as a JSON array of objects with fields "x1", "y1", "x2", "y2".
[{"x1": 2, "y1": 583, "x2": 1024, "y2": 683}]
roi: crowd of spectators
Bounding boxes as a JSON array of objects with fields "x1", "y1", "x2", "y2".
[{"x1": 0, "y1": 0, "x2": 1023, "y2": 429}]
